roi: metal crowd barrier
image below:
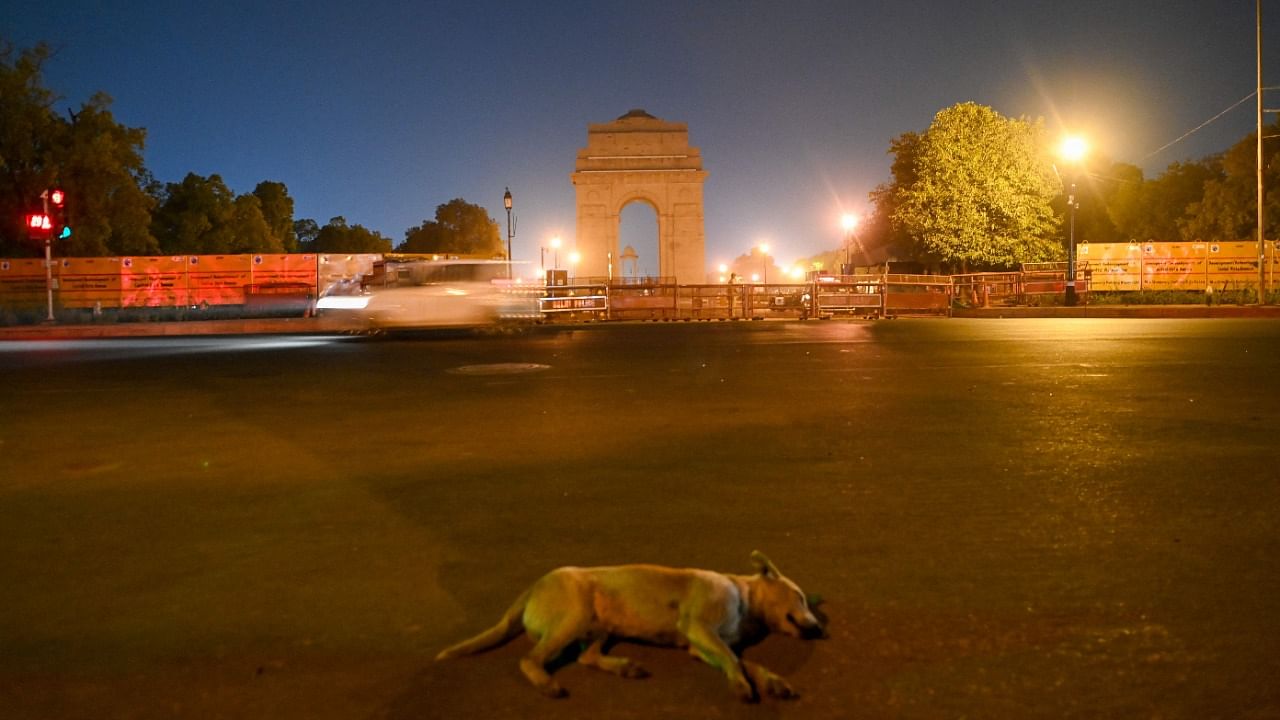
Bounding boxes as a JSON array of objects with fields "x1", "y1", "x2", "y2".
[{"x1": 537, "y1": 274, "x2": 963, "y2": 321}]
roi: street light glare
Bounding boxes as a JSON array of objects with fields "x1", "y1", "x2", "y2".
[
  {"x1": 841, "y1": 214, "x2": 859, "y2": 231},
  {"x1": 550, "y1": 236, "x2": 562, "y2": 249},
  {"x1": 1059, "y1": 135, "x2": 1089, "y2": 163},
  {"x1": 759, "y1": 242, "x2": 770, "y2": 254}
]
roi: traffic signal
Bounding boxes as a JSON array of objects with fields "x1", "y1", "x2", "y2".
[
  {"x1": 45, "y1": 187, "x2": 70, "y2": 240},
  {"x1": 26, "y1": 212, "x2": 53, "y2": 239}
]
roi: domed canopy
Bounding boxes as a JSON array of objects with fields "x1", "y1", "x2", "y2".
[{"x1": 617, "y1": 108, "x2": 656, "y2": 120}]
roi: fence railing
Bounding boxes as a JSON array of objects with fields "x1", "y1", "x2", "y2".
[{"x1": 537, "y1": 274, "x2": 959, "y2": 321}]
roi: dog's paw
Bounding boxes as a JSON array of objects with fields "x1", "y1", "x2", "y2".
[
  {"x1": 538, "y1": 682, "x2": 568, "y2": 699},
  {"x1": 763, "y1": 675, "x2": 799, "y2": 700},
  {"x1": 732, "y1": 677, "x2": 759, "y2": 703}
]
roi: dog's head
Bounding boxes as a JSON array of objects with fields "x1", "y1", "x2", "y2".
[{"x1": 748, "y1": 551, "x2": 826, "y2": 639}]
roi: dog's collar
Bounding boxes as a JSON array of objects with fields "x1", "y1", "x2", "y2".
[{"x1": 732, "y1": 575, "x2": 753, "y2": 620}]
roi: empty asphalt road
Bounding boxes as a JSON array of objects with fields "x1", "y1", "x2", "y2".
[{"x1": 2, "y1": 318, "x2": 1277, "y2": 719}]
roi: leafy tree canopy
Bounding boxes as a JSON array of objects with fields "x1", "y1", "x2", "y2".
[
  {"x1": 0, "y1": 41, "x2": 156, "y2": 257},
  {"x1": 293, "y1": 218, "x2": 320, "y2": 249},
  {"x1": 309, "y1": 216, "x2": 393, "y2": 253},
  {"x1": 151, "y1": 173, "x2": 282, "y2": 254},
  {"x1": 1182, "y1": 120, "x2": 1280, "y2": 242},
  {"x1": 399, "y1": 198, "x2": 503, "y2": 256},
  {"x1": 887, "y1": 102, "x2": 1062, "y2": 271},
  {"x1": 252, "y1": 181, "x2": 297, "y2": 252}
]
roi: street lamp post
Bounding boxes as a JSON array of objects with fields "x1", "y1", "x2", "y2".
[
  {"x1": 503, "y1": 188, "x2": 514, "y2": 279},
  {"x1": 1067, "y1": 181, "x2": 1079, "y2": 306},
  {"x1": 841, "y1": 214, "x2": 858, "y2": 276},
  {"x1": 759, "y1": 242, "x2": 770, "y2": 284},
  {"x1": 551, "y1": 236, "x2": 561, "y2": 270},
  {"x1": 1058, "y1": 135, "x2": 1089, "y2": 307}
]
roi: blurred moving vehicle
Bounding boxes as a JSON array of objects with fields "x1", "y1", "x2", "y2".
[{"x1": 315, "y1": 259, "x2": 540, "y2": 330}]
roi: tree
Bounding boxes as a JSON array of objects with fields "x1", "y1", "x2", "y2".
[
  {"x1": 311, "y1": 216, "x2": 392, "y2": 253},
  {"x1": 252, "y1": 181, "x2": 297, "y2": 252},
  {"x1": 151, "y1": 173, "x2": 235, "y2": 253},
  {"x1": 0, "y1": 42, "x2": 59, "y2": 256},
  {"x1": 56, "y1": 94, "x2": 158, "y2": 256},
  {"x1": 1058, "y1": 155, "x2": 1122, "y2": 245},
  {"x1": 294, "y1": 218, "x2": 320, "y2": 251},
  {"x1": 399, "y1": 198, "x2": 503, "y2": 256},
  {"x1": 151, "y1": 173, "x2": 281, "y2": 254},
  {"x1": 1182, "y1": 120, "x2": 1280, "y2": 242},
  {"x1": 1134, "y1": 160, "x2": 1216, "y2": 241},
  {"x1": 227, "y1": 194, "x2": 277, "y2": 253},
  {"x1": 0, "y1": 41, "x2": 156, "y2": 257},
  {"x1": 867, "y1": 131, "x2": 922, "y2": 261},
  {"x1": 1098, "y1": 162, "x2": 1149, "y2": 241},
  {"x1": 883, "y1": 103, "x2": 1062, "y2": 270}
]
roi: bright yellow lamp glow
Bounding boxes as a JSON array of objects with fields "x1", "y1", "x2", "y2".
[
  {"x1": 1059, "y1": 135, "x2": 1089, "y2": 164},
  {"x1": 841, "y1": 214, "x2": 859, "y2": 232}
]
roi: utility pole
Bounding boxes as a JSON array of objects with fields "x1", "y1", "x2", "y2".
[
  {"x1": 1258, "y1": 0, "x2": 1267, "y2": 304},
  {"x1": 41, "y1": 190, "x2": 55, "y2": 322}
]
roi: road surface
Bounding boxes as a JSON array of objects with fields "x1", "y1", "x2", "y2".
[{"x1": 2, "y1": 319, "x2": 1277, "y2": 718}]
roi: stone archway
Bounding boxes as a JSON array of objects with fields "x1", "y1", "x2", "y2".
[{"x1": 570, "y1": 110, "x2": 707, "y2": 283}]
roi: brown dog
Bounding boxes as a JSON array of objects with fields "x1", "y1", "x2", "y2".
[{"x1": 435, "y1": 551, "x2": 824, "y2": 701}]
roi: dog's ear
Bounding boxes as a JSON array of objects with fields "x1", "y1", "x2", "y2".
[{"x1": 750, "y1": 550, "x2": 780, "y2": 578}]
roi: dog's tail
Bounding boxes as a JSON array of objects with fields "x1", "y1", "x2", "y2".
[{"x1": 435, "y1": 588, "x2": 531, "y2": 661}]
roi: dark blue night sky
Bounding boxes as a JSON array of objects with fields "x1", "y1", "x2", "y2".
[{"x1": 8, "y1": 1, "x2": 1278, "y2": 271}]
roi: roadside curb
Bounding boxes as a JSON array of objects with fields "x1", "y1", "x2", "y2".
[
  {"x1": 951, "y1": 305, "x2": 1280, "y2": 319},
  {"x1": 0, "y1": 317, "x2": 348, "y2": 340},
  {"x1": 4, "y1": 306, "x2": 1280, "y2": 339}
]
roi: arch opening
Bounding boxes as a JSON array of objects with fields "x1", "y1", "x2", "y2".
[{"x1": 618, "y1": 200, "x2": 659, "y2": 279}]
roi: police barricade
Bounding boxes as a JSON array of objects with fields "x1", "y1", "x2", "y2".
[
  {"x1": 539, "y1": 279, "x2": 609, "y2": 320},
  {"x1": 678, "y1": 284, "x2": 737, "y2": 320},
  {"x1": 883, "y1": 274, "x2": 952, "y2": 317},
  {"x1": 814, "y1": 275, "x2": 882, "y2": 318},
  {"x1": 1021, "y1": 262, "x2": 1091, "y2": 303},
  {"x1": 952, "y1": 272, "x2": 1021, "y2": 308},
  {"x1": 748, "y1": 283, "x2": 813, "y2": 319},
  {"x1": 605, "y1": 279, "x2": 678, "y2": 320}
]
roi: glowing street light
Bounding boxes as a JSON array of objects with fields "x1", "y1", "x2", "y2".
[
  {"x1": 1059, "y1": 135, "x2": 1089, "y2": 164},
  {"x1": 550, "y1": 236, "x2": 562, "y2": 270},
  {"x1": 758, "y1": 242, "x2": 770, "y2": 284},
  {"x1": 1058, "y1": 134, "x2": 1089, "y2": 306}
]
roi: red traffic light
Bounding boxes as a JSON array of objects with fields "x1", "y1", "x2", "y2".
[
  {"x1": 27, "y1": 213, "x2": 53, "y2": 231},
  {"x1": 49, "y1": 188, "x2": 66, "y2": 207}
]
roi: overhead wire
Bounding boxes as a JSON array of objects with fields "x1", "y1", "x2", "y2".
[{"x1": 1140, "y1": 91, "x2": 1256, "y2": 162}]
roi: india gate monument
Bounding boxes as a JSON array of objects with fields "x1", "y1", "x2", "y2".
[{"x1": 570, "y1": 110, "x2": 707, "y2": 284}]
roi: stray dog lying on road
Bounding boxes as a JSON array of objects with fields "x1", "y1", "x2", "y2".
[{"x1": 435, "y1": 551, "x2": 825, "y2": 701}]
